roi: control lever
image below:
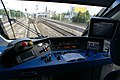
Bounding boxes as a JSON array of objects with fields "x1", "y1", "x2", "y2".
[
  {"x1": 94, "y1": 51, "x2": 98, "y2": 57},
  {"x1": 57, "y1": 54, "x2": 61, "y2": 61},
  {"x1": 103, "y1": 48, "x2": 109, "y2": 57},
  {"x1": 85, "y1": 50, "x2": 90, "y2": 57},
  {"x1": 48, "y1": 54, "x2": 52, "y2": 61}
]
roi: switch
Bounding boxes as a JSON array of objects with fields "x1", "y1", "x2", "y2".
[
  {"x1": 48, "y1": 54, "x2": 52, "y2": 61},
  {"x1": 48, "y1": 57, "x2": 51, "y2": 61},
  {"x1": 85, "y1": 50, "x2": 90, "y2": 57},
  {"x1": 85, "y1": 53, "x2": 90, "y2": 57},
  {"x1": 103, "y1": 48, "x2": 110, "y2": 57},
  {"x1": 28, "y1": 41, "x2": 33, "y2": 46},
  {"x1": 41, "y1": 56, "x2": 47, "y2": 60},
  {"x1": 45, "y1": 59, "x2": 47, "y2": 63},
  {"x1": 21, "y1": 42, "x2": 28, "y2": 47},
  {"x1": 57, "y1": 54, "x2": 61, "y2": 61}
]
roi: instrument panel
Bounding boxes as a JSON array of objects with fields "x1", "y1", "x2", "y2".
[
  {"x1": 0, "y1": 37, "x2": 106, "y2": 67},
  {"x1": 0, "y1": 37, "x2": 112, "y2": 79},
  {"x1": 31, "y1": 37, "x2": 106, "y2": 63},
  {"x1": 50, "y1": 37, "x2": 104, "y2": 52}
]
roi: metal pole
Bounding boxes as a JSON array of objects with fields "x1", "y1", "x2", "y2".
[
  {"x1": 22, "y1": 1, "x2": 23, "y2": 18},
  {"x1": 84, "y1": 12, "x2": 86, "y2": 23},
  {"x1": 43, "y1": 3, "x2": 45, "y2": 18},
  {"x1": 9, "y1": 9, "x2": 11, "y2": 18},
  {"x1": 60, "y1": 5, "x2": 61, "y2": 21},
  {"x1": 36, "y1": 5, "x2": 38, "y2": 19}
]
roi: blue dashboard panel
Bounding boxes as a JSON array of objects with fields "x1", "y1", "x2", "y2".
[
  {"x1": 0, "y1": 49, "x2": 112, "y2": 71},
  {"x1": 0, "y1": 46, "x2": 6, "y2": 52},
  {"x1": 0, "y1": 49, "x2": 112, "y2": 79},
  {"x1": 0, "y1": 37, "x2": 112, "y2": 79}
]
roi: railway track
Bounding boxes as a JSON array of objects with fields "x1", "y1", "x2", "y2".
[
  {"x1": 26, "y1": 23, "x2": 30, "y2": 38},
  {"x1": 39, "y1": 20, "x2": 76, "y2": 36},
  {"x1": 40, "y1": 18, "x2": 85, "y2": 33},
  {"x1": 25, "y1": 18, "x2": 43, "y2": 38},
  {"x1": 4, "y1": 18, "x2": 25, "y2": 32},
  {"x1": 4, "y1": 18, "x2": 39, "y2": 39},
  {"x1": 5, "y1": 17, "x2": 81, "y2": 39},
  {"x1": 3, "y1": 18, "x2": 27, "y2": 39}
]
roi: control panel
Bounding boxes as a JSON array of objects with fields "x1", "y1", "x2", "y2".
[
  {"x1": 0, "y1": 37, "x2": 110, "y2": 67},
  {"x1": 0, "y1": 37, "x2": 112, "y2": 79},
  {"x1": 39, "y1": 49, "x2": 109, "y2": 65},
  {"x1": 32, "y1": 37, "x2": 109, "y2": 66},
  {"x1": 0, "y1": 38, "x2": 37, "y2": 66}
]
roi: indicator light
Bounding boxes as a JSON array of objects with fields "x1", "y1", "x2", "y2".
[
  {"x1": 28, "y1": 41, "x2": 33, "y2": 46},
  {"x1": 64, "y1": 46, "x2": 71, "y2": 49},
  {"x1": 72, "y1": 46, "x2": 76, "y2": 48},
  {"x1": 21, "y1": 42, "x2": 28, "y2": 47}
]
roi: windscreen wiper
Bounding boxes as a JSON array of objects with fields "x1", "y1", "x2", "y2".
[{"x1": 1, "y1": 0, "x2": 16, "y2": 39}]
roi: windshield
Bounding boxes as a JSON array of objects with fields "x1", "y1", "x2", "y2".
[{"x1": 0, "y1": 0, "x2": 104, "y2": 39}]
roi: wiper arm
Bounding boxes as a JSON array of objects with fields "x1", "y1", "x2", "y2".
[
  {"x1": 12, "y1": 19, "x2": 45, "y2": 38},
  {"x1": 1, "y1": 0, "x2": 16, "y2": 39}
]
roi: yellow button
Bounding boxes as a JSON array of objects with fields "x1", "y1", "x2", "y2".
[{"x1": 28, "y1": 41, "x2": 33, "y2": 46}]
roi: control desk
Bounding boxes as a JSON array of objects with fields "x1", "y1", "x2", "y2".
[{"x1": 0, "y1": 37, "x2": 112, "y2": 79}]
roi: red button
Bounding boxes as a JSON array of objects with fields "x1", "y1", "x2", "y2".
[{"x1": 21, "y1": 42, "x2": 28, "y2": 47}]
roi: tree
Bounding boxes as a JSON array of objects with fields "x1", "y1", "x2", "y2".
[
  {"x1": 63, "y1": 11, "x2": 70, "y2": 15},
  {"x1": 0, "y1": 9, "x2": 6, "y2": 15},
  {"x1": 85, "y1": 10, "x2": 90, "y2": 22},
  {"x1": 51, "y1": 14, "x2": 59, "y2": 20},
  {"x1": 10, "y1": 10, "x2": 25, "y2": 18},
  {"x1": 51, "y1": 13, "x2": 66, "y2": 21},
  {"x1": 0, "y1": 9, "x2": 25, "y2": 18},
  {"x1": 72, "y1": 10, "x2": 90, "y2": 23}
]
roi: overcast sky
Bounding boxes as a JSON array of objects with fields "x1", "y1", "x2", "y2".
[{"x1": 2, "y1": 0, "x2": 104, "y2": 16}]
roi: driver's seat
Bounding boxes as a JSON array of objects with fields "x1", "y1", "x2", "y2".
[{"x1": 104, "y1": 70, "x2": 120, "y2": 80}]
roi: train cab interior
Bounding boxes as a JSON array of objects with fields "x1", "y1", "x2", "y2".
[{"x1": 0, "y1": 0, "x2": 120, "y2": 80}]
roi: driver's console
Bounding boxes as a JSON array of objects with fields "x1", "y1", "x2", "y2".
[{"x1": 0, "y1": 37, "x2": 112, "y2": 80}]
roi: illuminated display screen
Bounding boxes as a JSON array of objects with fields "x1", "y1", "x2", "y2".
[
  {"x1": 89, "y1": 17, "x2": 118, "y2": 40},
  {"x1": 87, "y1": 41, "x2": 100, "y2": 51},
  {"x1": 92, "y1": 22, "x2": 114, "y2": 38},
  {"x1": 19, "y1": 52, "x2": 34, "y2": 60},
  {"x1": 17, "y1": 51, "x2": 35, "y2": 63}
]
